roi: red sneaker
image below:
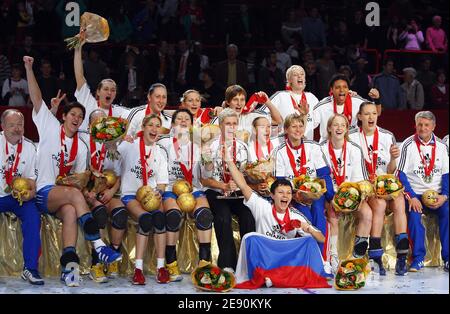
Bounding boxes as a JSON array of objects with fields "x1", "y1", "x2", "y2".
[
  {"x1": 156, "y1": 267, "x2": 170, "y2": 284},
  {"x1": 132, "y1": 268, "x2": 146, "y2": 285}
]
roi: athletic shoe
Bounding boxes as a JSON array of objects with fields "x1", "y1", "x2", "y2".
[
  {"x1": 395, "y1": 256, "x2": 408, "y2": 276},
  {"x1": 166, "y1": 261, "x2": 183, "y2": 282},
  {"x1": 60, "y1": 263, "x2": 81, "y2": 287},
  {"x1": 371, "y1": 257, "x2": 386, "y2": 276},
  {"x1": 409, "y1": 259, "x2": 424, "y2": 272},
  {"x1": 156, "y1": 267, "x2": 170, "y2": 284},
  {"x1": 330, "y1": 254, "x2": 339, "y2": 275},
  {"x1": 21, "y1": 268, "x2": 44, "y2": 285},
  {"x1": 132, "y1": 268, "x2": 146, "y2": 285},
  {"x1": 97, "y1": 246, "x2": 122, "y2": 264},
  {"x1": 89, "y1": 263, "x2": 108, "y2": 283},
  {"x1": 107, "y1": 261, "x2": 120, "y2": 278}
]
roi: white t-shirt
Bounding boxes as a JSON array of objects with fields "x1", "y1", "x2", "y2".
[
  {"x1": 443, "y1": 135, "x2": 449, "y2": 149},
  {"x1": 320, "y1": 140, "x2": 369, "y2": 192},
  {"x1": 0, "y1": 133, "x2": 37, "y2": 197},
  {"x1": 157, "y1": 135, "x2": 203, "y2": 192},
  {"x1": 247, "y1": 136, "x2": 280, "y2": 163},
  {"x1": 313, "y1": 95, "x2": 367, "y2": 143},
  {"x1": 243, "y1": 192, "x2": 318, "y2": 239},
  {"x1": 117, "y1": 139, "x2": 169, "y2": 196},
  {"x1": 201, "y1": 136, "x2": 249, "y2": 193},
  {"x1": 126, "y1": 105, "x2": 172, "y2": 138},
  {"x1": 74, "y1": 83, "x2": 130, "y2": 132},
  {"x1": 273, "y1": 139, "x2": 328, "y2": 180},
  {"x1": 267, "y1": 90, "x2": 318, "y2": 140},
  {"x1": 32, "y1": 102, "x2": 89, "y2": 191},
  {"x1": 2, "y1": 78, "x2": 29, "y2": 107},
  {"x1": 397, "y1": 134, "x2": 449, "y2": 195},
  {"x1": 348, "y1": 127, "x2": 397, "y2": 175}
]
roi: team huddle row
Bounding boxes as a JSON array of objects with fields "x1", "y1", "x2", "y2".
[{"x1": 0, "y1": 49, "x2": 448, "y2": 288}]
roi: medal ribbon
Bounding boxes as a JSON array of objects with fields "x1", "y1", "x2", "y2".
[
  {"x1": 145, "y1": 102, "x2": 153, "y2": 116},
  {"x1": 90, "y1": 135, "x2": 106, "y2": 172},
  {"x1": 254, "y1": 137, "x2": 273, "y2": 160},
  {"x1": 97, "y1": 100, "x2": 113, "y2": 117},
  {"x1": 59, "y1": 125, "x2": 78, "y2": 177},
  {"x1": 361, "y1": 127, "x2": 379, "y2": 179},
  {"x1": 328, "y1": 140, "x2": 347, "y2": 186},
  {"x1": 285, "y1": 136, "x2": 306, "y2": 177},
  {"x1": 272, "y1": 205, "x2": 293, "y2": 233},
  {"x1": 173, "y1": 136, "x2": 194, "y2": 185},
  {"x1": 221, "y1": 136, "x2": 236, "y2": 183},
  {"x1": 4, "y1": 137, "x2": 23, "y2": 186},
  {"x1": 414, "y1": 134, "x2": 436, "y2": 180},
  {"x1": 289, "y1": 92, "x2": 307, "y2": 113},
  {"x1": 333, "y1": 94, "x2": 353, "y2": 124},
  {"x1": 139, "y1": 134, "x2": 153, "y2": 186}
]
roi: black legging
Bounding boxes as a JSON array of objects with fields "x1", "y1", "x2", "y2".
[{"x1": 206, "y1": 189, "x2": 256, "y2": 269}]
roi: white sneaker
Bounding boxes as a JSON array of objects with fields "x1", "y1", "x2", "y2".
[
  {"x1": 60, "y1": 262, "x2": 81, "y2": 287},
  {"x1": 323, "y1": 261, "x2": 333, "y2": 276},
  {"x1": 330, "y1": 254, "x2": 339, "y2": 275}
]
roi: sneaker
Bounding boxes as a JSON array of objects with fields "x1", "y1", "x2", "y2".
[
  {"x1": 21, "y1": 268, "x2": 44, "y2": 286},
  {"x1": 107, "y1": 261, "x2": 120, "y2": 278},
  {"x1": 156, "y1": 267, "x2": 170, "y2": 284},
  {"x1": 371, "y1": 257, "x2": 386, "y2": 276},
  {"x1": 330, "y1": 254, "x2": 339, "y2": 275},
  {"x1": 166, "y1": 261, "x2": 183, "y2": 282},
  {"x1": 198, "y1": 259, "x2": 211, "y2": 268},
  {"x1": 444, "y1": 261, "x2": 448, "y2": 273},
  {"x1": 60, "y1": 263, "x2": 81, "y2": 287},
  {"x1": 409, "y1": 259, "x2": 424, "y2": 272},
  {"x1": 132, "y1": 268, "x2": 146, "y2": 285},
  {"x1": 89, "y1": 263, "x2": 108, "y2": 283},
  {"x1": 395, "y1": 256, "x2": 408, "y2": 276},
  {"x1": 97, "y1": 246, "x2": 122, "y2": 264}
]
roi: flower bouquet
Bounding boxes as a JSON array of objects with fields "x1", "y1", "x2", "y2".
[
  {"x1": 191, "y1": 264, "x2": 236, "y2": 292},
  {"x1": 332, "y1": 182, "x2": 362, "y2": 214},
  {"x1": 244, "y1": 160, "x2": 275, "y2": 197},
  {"x1": 374, "y1": 174, "x2": 404, "y2": 200},
  {"x1": 357, "y1": 180, "x2": 375, "y2": 200},
  {"x1": 64, "y1": 12, "x2": 110, "y2": 49},
  {"x1": 200, "y1": 124, "x2": 221, "y2": 144},
  {"x1": 56, "y1": 170, "x2": 91, "y2": 190},
  {"x1": 90, "y1": 116, "x2": 128, "y2": 160},
  {"x1": 293, "y1": 174, "x2": 327, "y2": 200},
  {"x1": 335, "y1": 258, "x2": 371, "y2": 290}
]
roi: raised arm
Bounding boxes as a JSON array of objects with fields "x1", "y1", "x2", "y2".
[
  {"x1": 74, "y1": 36, "x2": 87, "y2": 90},
  {"x1": 224, "y1": 158, "x2": 253, "y2": 201},
  {"x1": 23, "y1": 56, "x2": 43, "y2": 113}
]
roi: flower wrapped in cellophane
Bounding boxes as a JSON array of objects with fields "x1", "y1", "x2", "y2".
[
  {"x1": 357, "y1": 180, "x2": 375, "y2": 200},
  {"x1": 191, "y1": 264, "x2": 236, "y2": 292},
  {"x1": 56, "y1": 170, "x2": 91, "y2": 190},
  {"x1": 90, "y1": 116, "x2": 128, "y2": 160},
  {"x1": 244, "y1": 159, "x2": 275, "y2": 197},
  {"x1": 374, "y1": 174, "x2": 404, "y2": 200},
  {"x1": 64, "y1": 12, "x2": 110, "y2": 49},
  {"x1": 335, "y1": 258, "x2": 371, "y2": 290},
  {"x1": 292, "y1": 174, "x2": 327, "y2": 200},
  {"x1": 332, "y1": 182, "x2": 362, "y2": 214}
]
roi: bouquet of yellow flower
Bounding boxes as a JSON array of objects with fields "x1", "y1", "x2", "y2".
[
  {"x1": 335, "y1": 258, "x2": 371, "y2": 290},
  {"x1": 293, "y1": 174, "x2": 327, "y2": 200},
  {"x1": 332, "y1": 182, "x2": 362, "y2": 214},
  {"x1": 357, "y1": 180, "x2": 375, "y2": 200},
  {"x1": 191, "y1": 264, "x2": 236, "y2": 292},
  {"x1": 64, "y1": 12, "x2": 110, "y2": 49},
  {"x1": 91, "y1": 116, "x2": 128, "y2": 160},
  {"x1": 374, "y1": 174, "x2": 404, "y2": 200}
]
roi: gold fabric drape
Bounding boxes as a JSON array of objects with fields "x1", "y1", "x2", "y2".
[{"x1": 0, "y1": 212, "x2": 442, "y2": 277}]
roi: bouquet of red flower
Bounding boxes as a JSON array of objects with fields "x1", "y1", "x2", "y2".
[
  {"x1": 335, "y1": 258, "x2": 371, "y2": 290},
  {"x1": 292, "y1": 174, "x2": 327, "y2": 200},
  {"x1": 191, "y1": 264, "x2": 236, "y2": 292},
  {"x1": 90, "y1": 116, "x2": 128, "y2": 160},
  {"x1": 374, "y1": 174, "x2": 404, "y2": 200}
]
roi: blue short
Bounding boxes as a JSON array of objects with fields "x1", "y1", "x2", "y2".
[
  {"x1": 162, "y1": 190, "x2": 206, "y2": 201},
  {"x1": 121, "y1": 195, "x2": 136, "y2": 206},
  {"x1": 35, "y1": 185, "x2": 55, "y2": 214}
]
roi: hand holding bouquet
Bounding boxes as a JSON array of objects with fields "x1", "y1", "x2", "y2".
[
  {"x1": 332, "y1": 182, "x2": 362, "y2": 214},
  {"x1": 374, "y1": 174, "x2": 404, "y2": 200},
  {"x1": 335, "y1": 258, "x2": 371, "y2": 290},
  {"x1": 65, "y1": 12, "x2": 110, "y2": 49},
  {"x1": 191, "y1": 264, "x2": 236, "y2": 292},
  {"x1": 91, "y1": 116, "x2": 128, "y2": 160},
  {"x1": 244, "y1": 160, "x2": 275, "y2": 197},
  {"x1": 293, "y1": 174, "x2": 327, "y2": 204}
]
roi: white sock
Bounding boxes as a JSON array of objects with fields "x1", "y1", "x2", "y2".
[
  {"x1": 93, "y1": 239, "x2": 105, "y2": 252},
  {"x1": 330, "y1": 235, "x2": 338, "y2": 256},
  {"x1": 157, "y1": 258, "x2": 165, "y2": 269},
  {"x1": 135, "y1": 259, "x2": 143, "y2": 270}
]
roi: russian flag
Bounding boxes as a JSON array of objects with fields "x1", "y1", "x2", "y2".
[{"x1": 235, "y1": 232, "x2": 332, "y2": 289}]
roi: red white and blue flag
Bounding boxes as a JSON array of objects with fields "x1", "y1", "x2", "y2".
[{"x1": 235, "y1": 233, "x2": 332, "y2": 289}]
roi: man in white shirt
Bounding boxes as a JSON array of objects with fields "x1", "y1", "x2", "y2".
[
  {"x1": 397, "y1": 111, "x2": 449, "y2": 272},
  {"x1": 0, "y1": 109, "x2": 43, "y2": 285}
]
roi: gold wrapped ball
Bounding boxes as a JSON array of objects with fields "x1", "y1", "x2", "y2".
[
  {"x1": 11, "y1": 177, "x2": 31, "y2": 192},
  {"x1": 103, "y1": 170, "x2": 118, "y2": 188},
  {"x1": 136, "y1": 185, "x2": 155, "y2": 202},
  {"x1": 173, "y1": 180, "x2": 192, "y2": 196},
  {"x1": 141, "y1": 193, "x2": 161, "y2": 211},
  {"x1": 177, "y1": 193, "x2": 196, "y2": 213},
  {"x1": 422, "y1": 190, "x2": 439, "y2": 207}
]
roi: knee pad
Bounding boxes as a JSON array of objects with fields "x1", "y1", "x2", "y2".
[
  {"x1": 194, "y1": 207, "x2": 213, "y2": 231},
  {"x1": 166, "y1": 209, "x2": 183, "y2": 232},
  {"x1": 353, "y1": 236, "x2": 369, "y2": 258},
  {"x1": 111, "y1": 207, "x2": 128, "y2": 230},
  {"x1": 138, "y1": 213, "x2": 153, "y2": 235},
  {"x1": 92, "y1": 205, "x2": 108, "y2": 229},
  {"x1": 79, "y1": 213, "x2": 100, "y2": 241},
  {"x1": 60, "y1": 250, "x2": 80, "y2": 268},
  {"x1": 152, "y1": 210, "x2": 166, "y2": 234},
  {"x1": 395, "y1": 234, "x2": 409, "y2": 255}
]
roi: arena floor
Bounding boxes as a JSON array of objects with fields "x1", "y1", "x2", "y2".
[{"x1": 0, "y1": 267, "x2": 447, "y2": 294}]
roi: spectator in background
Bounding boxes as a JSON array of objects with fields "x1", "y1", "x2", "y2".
[
  {"x1": 329, "y1": 20, "x2": 351, "y2": 67},
  {"x1": 214, "y1": 44, "x2": 249, "y2": 90},
  {"x1": 399, "y1": 18, "x2": 424, "y2": 50},
  {"x1": 0, "y1": 0, "x2": 16, "y2": 45},
  {"x1": 0, "y1": 51, "x2": 11, "y2": 95},
  {"x1": 315, "y1": 47, "x2": 336, "y2": 99},
  {"x1": 2, "y1": 63, "x2": 29, "y2": 107},
  {"x1": 302, "y1": 7, "x2": 326, "y2": 48},
  {"x1": 118, "y1": 48, "x2": 146, "y2": 108},
  {"x1": 158, "y1": 0, "x2": 179, "y2": 42},
  {"x1": 15, "y1": 34, "x2": 40, "y2": 68},
  {"x1": 351, "y1": 57, "x2": 371, "y2": 98},
  {"x1": 193, "y1": 41, "x2": 209, "y2": 72},
  {"x1": 83, "y1": 48, "x2": 108, "y2": 91},
  {"x1": 274, "y1": 39, "x2": 292, "y2": 73},
  {"x1": 426, "y1": 15, "x2": 448, "y2": 53},
  {"x1": 175, "y1": 39, "x2": 200, "y2": 93},
  {"x1": 338, "y1": 65, "x2": 352, "y2": 81},
  {"x1": 281, "y1": 10, "x2": 303, "y2": 45},
  {"x1": 258, "y1": 50, "x2": 284, "y2": 96},
  {"x1": 146, "y1": 40, "x2": 175, "y2": 88},
  {"x1": 15, "y1": 1, "x2": 32, "y2": 43},
  {"x1": 304, "y1": 60, "x2": 320, "y2": 96},
  {"x1": 386, "y1": 15, "x2": 401, "y2": 49},
  {"x1": 179, "y1": 0, "x2": 205, "y2": 41},
  {"x1": 401, "y1": 67, "x2": 424, "y2": 110},
  {"x1": 416, "y1": 58, "x2": 436, "y2": 106},
  {"x1": 231, "y1": 3, "x2": 253, "y2": 46},
  {"x1": 349, "y1": 10, "x2": 368, "y2": 48},
  {"x1": 132, "y1": 0, "x2": 159, "y2": 44},
  {"x1": 199, "y1": 67, "x2": 224, "y2": 108},
  {"x1": 372, "y1": 59, "x2": 405, "y2": 109},
  {"x1": 36, "y1": 59, "x2": 62, "y2": 106},
  {"x1": 286, "y1": 33, "x2": 305, "y2": 65},
  {"x1": 108, "y1": 5, "x2": 133, "y2": 44},
  {"x1": 430, "y1": 69, "x2": 448, "y2": 109}
]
